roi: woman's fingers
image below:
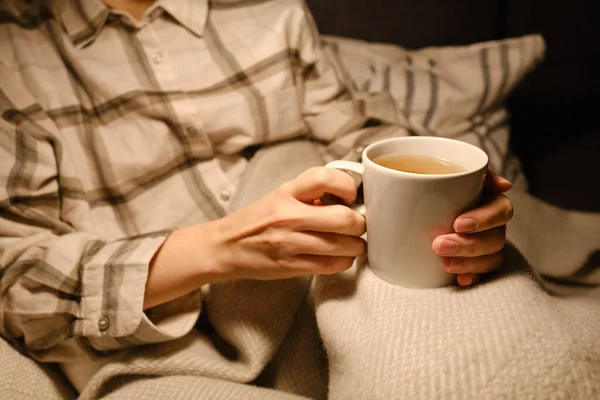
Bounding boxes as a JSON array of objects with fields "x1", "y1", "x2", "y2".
[
  {"x1": 280, "y1": 167, "x2": 358, "y2": 205},
  {"x1": 278, "y1": 254, "x2": 357, "y2": 276},
  {"x1": 433, "y1": 226, "x2": 506, "y2": 258},
  {"x1": 441, "y1": 251, "x2": 503, "y2": 275},
  {"x1": 454, "y1": 194, "x2": 513, "y2": 234}
]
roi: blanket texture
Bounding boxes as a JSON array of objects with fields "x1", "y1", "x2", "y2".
[
  {"x1": 1, "y1": 32, "x2": 599, "y2": 399},
  {"x1": 1, "y1": 139, "x2": 600, "y2": 400}
]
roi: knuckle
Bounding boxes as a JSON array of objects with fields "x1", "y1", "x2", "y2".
[
  {"x1": 461, "y1": 258, "x2": 474, "y2": 272},
  {"x1": 470, "y1": 251, "x2": 504, "y2": 274},
  {"x1": 357, "y1": 213, "x2": 367, "y2": 232},
  {"x1": 265, "y1": 230, "x2": 291, "y2": 254},
  {"x1": 502, "y1": 196, "x2": 514, "y2": 220},
  {"x1": 271, "y1": 187, "x2": 291, "y2": 205},
  {"x1": 492, "y1": 226, "x2": 507, "y2": 251},
  {"x1": 495, "y1": 251, "x2": 504, "y2": 266},
  {"x1": 312, "y1": 167, "x2": 334, "y2": 188},
  {"x1": 322, "y1": 257, "x2": 354, "y2": 275},
  {"x1": 340, "y1": 257, "x2": 355, "y2": 270},
  {"x1": 462, "y1": 237, "x2": 478, "y2": 256},
  {"x1": 344, "y1": 237, "x2": 367, "y2": 256},
  {"x1": 336, "y1": 207, "x2": 360, "y2": 232},
  {"x1": 357, "y1": 238, "x2": 367, "y2": 255},
  {"x1": 276, "y1": 257, "x2": 295, "y2": 271},
  {"x1": 263, "y1": 229, "x2": 303, "y2": 260},
  {"x1": 489, "y1": 252, "x2": 504, "y2": 270},
  {"x1": 269, "y1": 197, "x2": 299, "y2": 228},
  {"x1": 318, "y1": 234, "x2": 338, "y2": 255},
  {"x1": 277, "y1": 181, "x2": 294, "y2": 195}
]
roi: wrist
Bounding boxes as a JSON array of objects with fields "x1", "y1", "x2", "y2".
[
  {"x1": 199, "y1": 216, "x2": 243, "y2": 281},
  {"x1": 143, "y1": 220, "x2": 233, "y2": 310},
  {"x1": 169, "y1": 221, "x2": 233, "y2": 284}
]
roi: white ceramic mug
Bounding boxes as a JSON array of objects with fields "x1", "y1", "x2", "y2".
[{"x1": 326, "y1": 137, "x2": 488, "y2": 288}]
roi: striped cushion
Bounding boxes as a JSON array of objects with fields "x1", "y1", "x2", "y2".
[{"x1": 322, "y1": 34, "x2": 546, "y2": 186}]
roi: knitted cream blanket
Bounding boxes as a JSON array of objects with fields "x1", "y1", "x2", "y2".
[{"x1": 1, "y1": 139, "x2": 600, "y2": 400}]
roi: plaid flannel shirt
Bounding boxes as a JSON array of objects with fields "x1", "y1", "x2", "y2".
[{"x1": 0, "y1": 0, "x2": 400, "y2": 362}]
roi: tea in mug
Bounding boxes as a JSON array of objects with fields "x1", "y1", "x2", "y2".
[{"x1": 373, "y1": 154, "x2": 465, "y2": 175}]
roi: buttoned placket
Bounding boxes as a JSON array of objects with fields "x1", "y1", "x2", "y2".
[{"x1": 134, "y1": 17, "x2": 236, "y2": 208}]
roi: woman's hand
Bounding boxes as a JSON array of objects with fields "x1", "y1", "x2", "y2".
[
  {"x1": 212, "y1": 167, "x2": 367, "y2": 280},
  {"x1": 432, "y1": 171, "x2": 514, "y2": 287},
  {"x1": 144, "y1": 167, "x2": 365, "y2": 309}
]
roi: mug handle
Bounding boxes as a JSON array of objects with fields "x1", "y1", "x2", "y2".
[{"x1": 324, "y1": 160, "x2": 367, "y2": 216}]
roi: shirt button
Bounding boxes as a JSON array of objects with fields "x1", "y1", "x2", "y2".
[
  {"x1": 219, "y1": 189, "x2": 231, "y2": 202},
  {"x1": 98, "y1": 316, "x2": 110, "y2": 332},
  {"x1": 150, "y1": 52, "x2": 164, "y2": 64}
]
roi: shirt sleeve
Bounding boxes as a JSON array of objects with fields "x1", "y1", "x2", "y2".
[
  {"x1": 0, "y1": 110, "x2": 200, "y2": 363},
  {"x1": 289, "y1": 0, "x2": 407, "y2": 161}
]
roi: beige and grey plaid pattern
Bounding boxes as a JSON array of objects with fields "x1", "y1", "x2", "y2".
[{"x1": 0, "y1": 0, "x2": 396, "y2": 362}]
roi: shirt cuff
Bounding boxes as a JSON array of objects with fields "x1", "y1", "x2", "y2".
[
  {"x1": 76, "y1": 235, "x2": 201, "y2": 351},
  {"x1": 88, "y1": 290, "x2": 202, "y2": 351}
]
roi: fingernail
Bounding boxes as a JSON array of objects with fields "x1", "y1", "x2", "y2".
[
  {"x1": 455, "y1": 218, "x2": 477, "y2": 233},
  {"x1": 462, "y1": 275, "x2": 473, "y2": 286},
  {"x1": 447, "y1": 258, "x2": 466, "y2": 273},
  {"x1": 436, "y1": 239, "x2": 459, "y2": 256},
  {"x1": 496, "y1": 176, "x2": 512, "y2": 186}
]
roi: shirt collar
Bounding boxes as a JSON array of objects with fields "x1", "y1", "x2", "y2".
[
  {"x1": 52, "y1": 0, "x2": 110, "y2": 48},
  {"x1": 157, "y1": 0, "x2": 209, "y2": 37},
  {"x1": 52, "y1": 0, "x2": 209, "y2": 48}
]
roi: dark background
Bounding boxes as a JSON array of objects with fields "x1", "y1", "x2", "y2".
[{"x1": 307, "y1": 0, "x2": 600, "y2": 211}]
